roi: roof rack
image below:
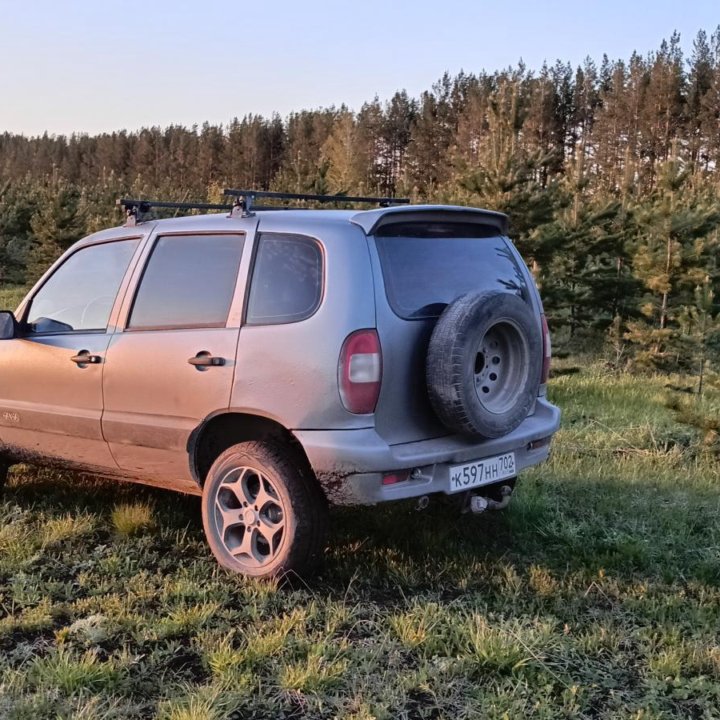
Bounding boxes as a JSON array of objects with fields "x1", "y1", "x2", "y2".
[
  {"x1": 223, "y1": 188, "x2": 410, "y2": 217},
  {"x1": 118, "y1": 198, "x2": 232, "y2": 226},
  {"x1": 118, "y1": 189, "x2": 412, "y2": 225}
]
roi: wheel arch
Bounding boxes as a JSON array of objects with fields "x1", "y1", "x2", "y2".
[{"x1": 188, "y1": 410, "x2": 315, "y2": 489}]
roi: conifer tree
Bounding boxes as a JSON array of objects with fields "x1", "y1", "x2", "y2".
[
  {"x1": 453, "y1": 72, "x2": 559, "y2": 250},
  {"x1": 677, "y1": 279, "x2": 720, "y2": 394},
  {"x1": 687, "y1": 30, "x2": 715, "y2": 173},
  {"x1": 321, "y1": 110, "x2": 363, "y2": 194},
  {"x1": 26, "y1": 184, "x2": 87, "y2": 284},
  {"x1": 625, "y1": 154, "x2": 720, "y2": 368},
  {"x1": 404, "y1": 73, "x2": 457, "y2": 197},
  {"x1": 0, "y1": 180, "x2": 41, "y2": 284}
]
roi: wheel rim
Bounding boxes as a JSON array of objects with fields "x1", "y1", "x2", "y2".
[
  {"x1": 213, "y1": 466, "x2": 286, "y2": 569},
  {"x1": 473, "y1": 320, "x2": 530, "y2": 414}
]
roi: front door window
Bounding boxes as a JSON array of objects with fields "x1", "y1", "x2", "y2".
[{"x1": 26, "y1": 240, "x2": 139, "y2": 334}]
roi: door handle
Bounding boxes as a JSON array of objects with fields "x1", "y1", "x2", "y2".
[
  {"x1": 71, "y1": 351, "x2": 102, "y2": 365},
  {"x1": 188, "y1": 353, "x2": 225, "y2": 368}
]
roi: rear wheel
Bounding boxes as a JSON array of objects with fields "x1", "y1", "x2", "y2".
[
  {"x1": 0, "y1": 459, "x2": 9, "y2": 491},
  {"x1": 201, "y1": 441, "x2": 328, "y2": 579}
]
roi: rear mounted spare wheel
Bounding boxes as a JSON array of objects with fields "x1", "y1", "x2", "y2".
[{"x1": 426, "y1": 291, "x2": 542, "y2": 438}]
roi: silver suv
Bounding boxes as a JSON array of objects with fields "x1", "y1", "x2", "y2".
[{"x1": 0, "y1": 190, "x2": 560, "y2": 578}]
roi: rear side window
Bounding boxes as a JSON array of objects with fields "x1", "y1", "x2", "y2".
[
  {"x1": 246, "y1": 233, "x2": 323, "y2": 325},
  {"x1": 128, "y1": 234, "x2": 244, "y2": 329},
  {"x1": 374, "y1": 221, "x2": 526, "y2": 319}
]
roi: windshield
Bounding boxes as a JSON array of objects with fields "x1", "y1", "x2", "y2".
[{"x1": 374, "y1": 222, "x2": 528, "y2": 319}]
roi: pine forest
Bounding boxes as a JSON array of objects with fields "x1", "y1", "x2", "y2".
[{"x1": 2, "y1": 29, "x2": 720, "y2": 385}]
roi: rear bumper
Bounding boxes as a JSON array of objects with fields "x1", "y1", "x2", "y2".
[{"x1": 294, "y1": 398, "x2": 561, "y2": 505}]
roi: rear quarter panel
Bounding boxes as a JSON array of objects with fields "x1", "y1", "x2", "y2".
[{"x1": 230, "y1": 218, "x2": 376, "y2": 430}]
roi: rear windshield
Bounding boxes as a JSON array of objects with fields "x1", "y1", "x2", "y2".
[{"x1": 374, "y1": 221, "x2": 526, "y2": 319}]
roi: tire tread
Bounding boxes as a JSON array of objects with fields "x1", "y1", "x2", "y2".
[{"x1": 427, "y1": 291, "x2": 541, "y2": 437}]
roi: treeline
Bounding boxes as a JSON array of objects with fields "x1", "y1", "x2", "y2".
[{"x1": 1, "y1": 30, "x2": 720, "y2": 383}]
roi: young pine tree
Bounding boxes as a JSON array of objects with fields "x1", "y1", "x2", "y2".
[
  {"x1": 625, "y1": 154, "x2": 719, "y2": 369},
  {"x1": 677, "y1": 279, "x2": 720, "y2": 394},
  {"x1": 0, "y1": 180, "x2": 42, "y2": 285},
  {"x1": 27, "y1": 184, "x2": 88, "y2": 284}
]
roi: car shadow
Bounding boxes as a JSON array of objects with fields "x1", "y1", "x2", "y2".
[{"x1": 4, "y1": 464, "x2": 718, "y2": 594}]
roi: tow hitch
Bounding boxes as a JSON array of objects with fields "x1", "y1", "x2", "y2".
[{"x1": 465, "y1": 484, "x2": 513, "y2": 514}]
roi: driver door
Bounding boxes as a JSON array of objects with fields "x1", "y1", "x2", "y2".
[{"x1": 0, "y1": 236, "x2": 145, "y2": 469}]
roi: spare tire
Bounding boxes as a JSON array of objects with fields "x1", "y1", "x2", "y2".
[{"x1": 426, "y1": 291, "x2": 542, "y2": 438}]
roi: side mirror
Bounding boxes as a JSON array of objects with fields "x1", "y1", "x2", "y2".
[{"x1": 0, "y1": 311, "x2": 18, "y2": 340}]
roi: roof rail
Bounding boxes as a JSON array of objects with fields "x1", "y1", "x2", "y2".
[
  {"x1": 117, "y1": 198, "x2": 232, "y2": 226},
  {"x1": 223, "y1": 188, "x2": 410, "y2": 217}
]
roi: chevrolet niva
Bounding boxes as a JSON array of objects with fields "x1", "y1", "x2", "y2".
[{"x1": 0, "y1": 190, "x2": 560, "y2": 578}]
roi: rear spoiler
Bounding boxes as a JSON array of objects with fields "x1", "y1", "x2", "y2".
[{"x1": 350, "y1": 204, "x2": 509, "y2": 236}]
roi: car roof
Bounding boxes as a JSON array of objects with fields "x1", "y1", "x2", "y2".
[{"x1": 77, "y1": 204, "x2": 508, "y2": 247}]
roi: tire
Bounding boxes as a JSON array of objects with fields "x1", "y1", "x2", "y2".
[
  {"x1": 427, "y1": 291, "x2": 542, "y2": 438},
  {"x1": 201, "y1": 440, "x2": 328, "y2": 580}
]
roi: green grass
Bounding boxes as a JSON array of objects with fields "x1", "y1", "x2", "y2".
[
  {"x1": 0, "y1": 285, "x2": 27, "y2": 312},
  {"x1": 1, "y1": 364, "x2": 719, "y2": 718}
]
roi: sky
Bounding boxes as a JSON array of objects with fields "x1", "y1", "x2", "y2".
[{"x1": 0, "y1": 0, "x2": 718, "y2": 137}]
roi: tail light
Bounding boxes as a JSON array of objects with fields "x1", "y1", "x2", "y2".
[
  {"x1": 540, "y1": 314, "x2": 552, "y2": 384},
  {"x1": 338, "y1": 329, "x2": 382, "y2": 414}
]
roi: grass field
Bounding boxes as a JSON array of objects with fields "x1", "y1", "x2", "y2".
[
  {"x1": 0, "y1": 286, "x2": 26, "y2": 313},
  {"x1": 1, "y1": 364, "x2": 719, "y2": 719}
]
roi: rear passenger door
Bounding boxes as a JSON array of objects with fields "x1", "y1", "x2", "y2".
[{"x1": 102, "y1": 224, "x2": 255, "y2": 490}]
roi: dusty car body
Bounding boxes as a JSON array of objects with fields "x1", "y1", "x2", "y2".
[{"x1": 0, "y1": 193, "x2": 560, "y2": 577}]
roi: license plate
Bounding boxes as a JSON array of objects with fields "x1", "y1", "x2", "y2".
[{"x1": 449, "y1": 452, "x2": 516, "y2": 492}]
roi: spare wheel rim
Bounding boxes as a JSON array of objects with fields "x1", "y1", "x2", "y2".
[{"x1": 473, "y1": 319, "x2": 530, "y2": 415}]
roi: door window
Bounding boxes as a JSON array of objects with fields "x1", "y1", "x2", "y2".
[
  {"x1": 26, "y1": 240, "x2": 140, "y2": 334},
  {"x1": 127, "y1": 234, "x2": 244, "y2": 330}
]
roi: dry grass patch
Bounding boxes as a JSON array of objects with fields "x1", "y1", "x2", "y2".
[{"x1": 111, "y1": 501, "x2": 155, "y2": 536}]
